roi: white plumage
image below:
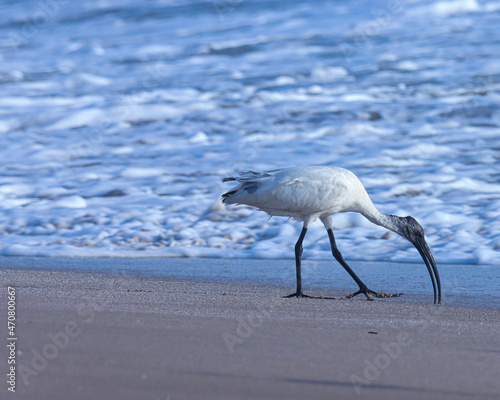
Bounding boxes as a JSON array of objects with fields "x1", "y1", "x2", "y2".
[
  {"x1": 223, "y1": 166, "x2": 376, "y2": 227},
  {"x1": 223, "y1": 166, "x2": 442, "y2": 304}
]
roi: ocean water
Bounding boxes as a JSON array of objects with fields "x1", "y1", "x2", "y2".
[{"x1": 1, "y1": 0, "x2": 500, "y2": 264}]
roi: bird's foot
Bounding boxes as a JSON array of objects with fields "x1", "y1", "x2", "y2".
[
  {"x1": 284, "y1": 291, "x2": 335, "y2": 300},
  {"x1": 342, "y1": 287, "x2": 403, "y2": 301},
  {"x1": 284, "y1": 291, "x2": 313, "y2": 298}
]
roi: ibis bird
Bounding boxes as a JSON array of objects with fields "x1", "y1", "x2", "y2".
[{"x1": 222, "y1": 166, "x2": 442, "y2": 304}]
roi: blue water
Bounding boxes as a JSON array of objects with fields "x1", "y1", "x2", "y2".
[{"x1": 1, "y1": 0, "x2": 500, "y2": 265}]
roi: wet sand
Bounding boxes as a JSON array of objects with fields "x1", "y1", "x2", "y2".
[{"x1": 1, "y1": 265, "x2": 499, "y2": 400}]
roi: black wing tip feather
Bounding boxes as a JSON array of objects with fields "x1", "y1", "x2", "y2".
[
  {"x1": 221, "y1": 175, "x2": 238, "y2": 203},
  {"x1": 221, "y1": 190, "x2": 237, "y2": 203}
]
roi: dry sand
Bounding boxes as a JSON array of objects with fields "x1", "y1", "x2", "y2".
[{"x1": 1, "y1": 267, "x2": 499, "y2": 400}]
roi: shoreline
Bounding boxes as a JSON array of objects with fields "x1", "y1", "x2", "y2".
[
  {"x1": 1, "y1": 267, "x2": 499, "y2": 399},
  {"x1": 0, "y1": 256, "x2": 498, "y2": 310}
]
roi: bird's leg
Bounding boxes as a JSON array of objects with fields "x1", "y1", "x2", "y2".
[
  {"x1": 327, "y1": 229, "x2": 375, "y2": 300},
  {"x1": 285, "y1": 227, "x2": 312, "y2": 298},
  {"x1": 326, "y1": 229, "x2": 401, "y2": 300}
]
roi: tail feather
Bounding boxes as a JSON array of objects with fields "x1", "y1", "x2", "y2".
[
  {"x1": 221, "y1": 189, "x2": 238, "y2": 203},
  {"x1": 222, "y1": 181, "x2": 259, "y2": 204},
  {"x1": 222, "y1": 170, "x2": 274, "y2": 204}
]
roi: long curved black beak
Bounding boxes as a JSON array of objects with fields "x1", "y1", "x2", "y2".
[{"x1": 412, "y1": 237, "x2": 442, "y2": 304}]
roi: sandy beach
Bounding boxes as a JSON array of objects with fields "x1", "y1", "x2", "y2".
[
  {"x1": 1, "y1": 262, "x2": 499, "y2": 400},
  {"x1": 2, "y1": 0, "x2": 500, "y2": 398}
]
